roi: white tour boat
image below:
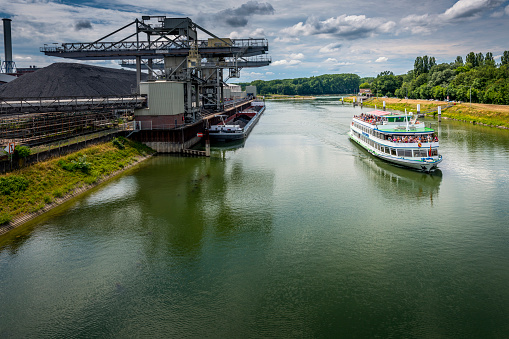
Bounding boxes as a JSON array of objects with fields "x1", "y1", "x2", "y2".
[
  {"x1": 208, "y1": 101, "x2": 265, "y2": 141},
  {"x1": 348, "y1": 110, "x2": 443, "y2": 172}
]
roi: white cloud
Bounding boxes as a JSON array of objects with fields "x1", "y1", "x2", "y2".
[
  {"x1": 230, "y1": 27, "x2": 266, "y2": 39},
  {"x1": 245, "y1": 71, "x2": 263, "y2": 76},
  {"x1": 251, "y1": 28, "x2": 266, "y2": 37},
  {"x1": 506, "y1": 4, "x2": 509, "y2": 15},
  {"x1": 375, "y1": 57, "x2": 388, "y2": 62},
  {"x1": 400, "y1": 14, "x2": 437, "y2": 35},
  {"x1": 229, "y1": 31, "x2": 242, "y2": 39},
  {"x1": 323, "y1": 58, "x2": 354, "y2": 68},
  {"x1": 441, "y1": 0, "x2": 490, "y2": 20},
  {"x1": 272, "y1": 59, "x2": 301, "y2": 66},
  {"x1": 266, "y1": 71, "x2": 274, "y2": 75},
  {"x1": 272, "y1": 60, "x2": 288, "y2": 66},
  {"x1": 319, "y1": 43, "x2": 342, "y2": 54},
  {"x1": 401, "y1": 0, "x2": 505, "y2": 35},
  {"x1": 282, "y1": 15, "x2": 396, "y2": 40},
  {"x1": 14, "y1": 55, "x2": 33, "y2": 61},
  {"x1": 273, "y1": 36, "x2": 300, "y2": 43},
  {"x1": 289, "y1": 53, "x2": 305, "y2": 59}
]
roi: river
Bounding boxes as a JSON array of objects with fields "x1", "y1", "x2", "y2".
[{"x1": 1, "y1": 98, "x2": 509, "y2": 338}]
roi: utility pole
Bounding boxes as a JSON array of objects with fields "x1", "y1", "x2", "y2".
[{"x1": 469, "y1": 85, "x2": 472, "y2": 108}]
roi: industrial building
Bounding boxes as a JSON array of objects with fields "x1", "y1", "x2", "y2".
[
  {"x1": 41, "y1": 16, "x2": 270, "y2": 126},
  {"x1": 1, "y1": 16, "x2": 270, "y2": 155}
]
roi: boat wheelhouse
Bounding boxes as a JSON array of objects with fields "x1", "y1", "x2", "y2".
[
  {"x1": 208, "y1": 101, "x2": 265, "y2": 141},
  {"x1": 348, "y1": 110, "x2": 442, "y2": 172}
]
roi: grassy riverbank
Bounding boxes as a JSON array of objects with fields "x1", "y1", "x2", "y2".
[
  {"x1": 345, "y1": 97, "x2": 509, "y2": 128},
  {"x1": 0, "y1": 137, "x2": 153, "y2": 227}
]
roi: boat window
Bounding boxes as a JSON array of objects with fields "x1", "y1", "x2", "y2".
[
  {"x1": 429, "y1": 149, "x2": 438, "y2": 156},
  {"x1": 414, "y1": 149, "x2": 427, "y2": 157},
  {"x1": 391, "y1": 148, "x2": 396, "y2": 156},
  {"x1": 397, "y1": 149, "x2": 412, "y2": 157}
]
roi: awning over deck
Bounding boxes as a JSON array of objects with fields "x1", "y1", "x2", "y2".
[{"x1": 369, "y1": 110, "x2": 392, "y2": 116}]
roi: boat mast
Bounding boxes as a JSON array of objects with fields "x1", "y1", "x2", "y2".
[{"x1": 405, "y1": 108, "x2": 410, "y2": 131}]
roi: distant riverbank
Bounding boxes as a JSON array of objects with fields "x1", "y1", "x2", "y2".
[
  {"x1": 345, "y1": 97, "x2": 509, "y2": 129},
  {"x1": 265, "y1": 94, "x2": 316, "y2": 100},
  {"x1": 0, "y1": 137, "x2": 154, "y2": 237}
]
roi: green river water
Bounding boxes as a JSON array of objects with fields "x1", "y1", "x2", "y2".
[{"x1": 1, "y1": 98, "x2": 509, "y2": 338}]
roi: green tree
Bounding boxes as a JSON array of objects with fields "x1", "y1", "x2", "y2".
[
  {"x1": 371, "y1": 71, "x2": 402, "y2": 97},
  {"x1": 501, "y1": 51, "x2": 509, "y2": 66},
  {"x1": 466, "y1": 52, "x2": 476, "y2": 67},
  {"x1": 485, "y1": 52, "x2": 495, "y2": 67},
  {"x1": 475, "y1": 52, "x2": 485, "y2": 67}
]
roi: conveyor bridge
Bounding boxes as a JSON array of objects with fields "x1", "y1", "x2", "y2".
[{"x1": 0, "y1": 95, "x2": 146, "y2": 114}]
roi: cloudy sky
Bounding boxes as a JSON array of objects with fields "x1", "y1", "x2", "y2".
[{"x1": 1, "y1": 0, "x2": 508, "y2": 82}]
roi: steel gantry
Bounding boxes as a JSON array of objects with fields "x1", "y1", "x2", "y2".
[{"x1": 41, "y1": 16, "x2": 271, "y2": 120}]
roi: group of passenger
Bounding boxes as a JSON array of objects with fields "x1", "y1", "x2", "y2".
[
  {"x1": 388, "y1": 134, "x2": 438, "y2": 143},
  {"x1": 354, "y1": 113, "x2": 387, "y2": 124}
]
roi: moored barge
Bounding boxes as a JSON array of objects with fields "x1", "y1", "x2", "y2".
[{"x1": 208, "y1": 101, "x2": 265, "y2": 141}]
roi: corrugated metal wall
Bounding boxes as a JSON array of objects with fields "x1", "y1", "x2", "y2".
[{"x1": 136, "y1": 81, "x2": 184, "y2": 116}]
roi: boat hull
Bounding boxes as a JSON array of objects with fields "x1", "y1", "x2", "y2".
[
  {"x1": 209, "y1": 105, "x2": 265, "y2": 142},
  {"x1": 348, "y1": 131, "x2": 442, "y2": 172}
]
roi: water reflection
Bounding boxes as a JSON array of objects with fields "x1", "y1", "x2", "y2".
[
  {"x1": 353, "y1": 147, "x2": 442, "y2": 205},
  {"x1": 0, "y1": 154, "x2": 276, "y2": 258},
  {"x1": 435, "y1": 119, "x2": 509, "y2": 153},
  {"x1": 120, "y1": 154, "x2": 275, "y2": 258}
]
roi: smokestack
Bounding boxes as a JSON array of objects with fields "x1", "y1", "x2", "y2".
[{"x1": 2, "y1": 18, "x2": 13, "y2": 73}]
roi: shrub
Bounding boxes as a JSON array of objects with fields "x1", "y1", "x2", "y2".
[
  {"x1": 53, "y1": 188, "x2": 64, "y2": 198},
  {"x1": 57, "y1": 155, "x2": 91, "y2": 173},
  {"x1": 112, "y1": 137, "x2": 125, "y2": 150},
  {"x1": 14, "y1": 145, "x2": 31, "y2": 159},
  {"x1": 0, "y1": 176, "x2": 29, "y2": 195},
  {"x1": 0, "y1": 212, "x2": 12, "y2": 225},
  {"x1": 73, "y1": 155, "x2": 91, "y2": 173},
  {"x1": 84, "y1": 176, "x2": 98, "y2": 185}
]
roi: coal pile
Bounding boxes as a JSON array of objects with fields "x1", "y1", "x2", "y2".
[{"x1": 0, "y1": 63, "x2": 140, "y2": 98}]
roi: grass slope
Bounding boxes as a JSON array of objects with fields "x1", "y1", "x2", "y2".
[{"x1": 0, "y1": 137, "x2": 153, "y2": 225}]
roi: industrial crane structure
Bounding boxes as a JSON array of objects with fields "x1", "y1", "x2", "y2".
[{"x1": 41, "y1": 16, "x2": 271, "y2": 122}]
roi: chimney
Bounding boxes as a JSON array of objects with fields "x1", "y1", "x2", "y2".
[{"x1": 2, "y1": 18, "x2": 14, "y2": 73}]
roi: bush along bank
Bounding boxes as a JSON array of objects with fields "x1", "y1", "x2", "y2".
[{"x1": 0, "y1": 137, "x2": 154, "y2": 234}]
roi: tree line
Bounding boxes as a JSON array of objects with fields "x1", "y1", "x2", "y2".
[
  {"x1": 240, "y1": 51, "x2": 509, "y2": 104},
  {"x1": 238, "y1": 73, "x2": 361, "y2": 96},
  {"x1": 367, "y1": 51, "x2": 509, "y2": 104}
]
